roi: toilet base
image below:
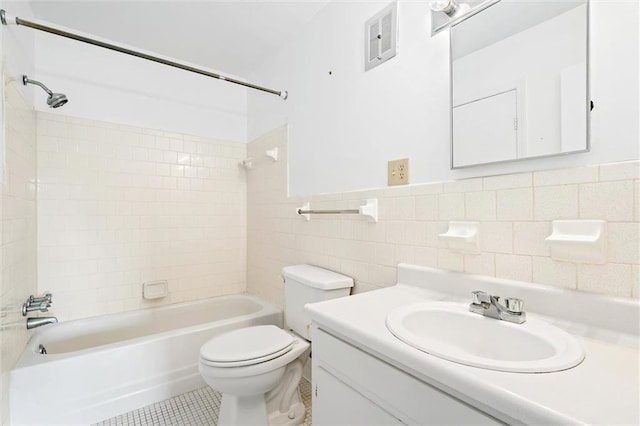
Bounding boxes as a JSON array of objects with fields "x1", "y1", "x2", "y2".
[
  {"x1": 268, "y1": 398, "x2": 305, "y2": 425},
  {"x1": 217, "y1": 359, "x2": 307, "y2": 426},
  {"x1": 217, "y1": 393, "x2": 305, "y2": 426},
  {"x1": 218, "y1": 394, "x2": 267, "y2": 426}
]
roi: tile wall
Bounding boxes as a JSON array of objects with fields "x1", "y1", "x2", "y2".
[
  {"x1": 37, "y1": 113, "x2": 248, "y2": 321},
  {"x1": 247, "y1": 127, "x2": 639, "y2": 310},
  {"x1": 0, "y1": 78, "x2": 38, "y2": 425}
]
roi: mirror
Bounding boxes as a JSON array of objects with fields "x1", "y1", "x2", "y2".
[{"x1": 450, "y1": 0, "x2": 589, "y2": 168}]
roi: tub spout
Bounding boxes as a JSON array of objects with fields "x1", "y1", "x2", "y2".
[{"x1": 26, "y1": 317, "x2": 58, "y2": 330}]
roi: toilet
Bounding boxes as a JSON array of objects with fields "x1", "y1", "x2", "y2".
[{"x1": 199, "y1": 264, "x2": 353, "y2": 425}]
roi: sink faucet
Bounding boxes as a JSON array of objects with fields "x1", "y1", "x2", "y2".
[
  {"x1": 469, "y1": 291, "x2": 526, "y2": 324},
  {"x1": 26, "y1": 317, "x2": 58, "y2": 329}
]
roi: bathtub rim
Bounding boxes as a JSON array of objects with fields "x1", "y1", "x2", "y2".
[{"x1": 16, "y1": 292, "x2": 281, "y2": 367}]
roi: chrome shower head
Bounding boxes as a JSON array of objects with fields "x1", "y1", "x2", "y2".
[
  {"x1": 47, "y1": 92, "x2": 68, "y2": 108},
  {"x1": 22, "y1": 75, "x2": 68, "y2": 108}
]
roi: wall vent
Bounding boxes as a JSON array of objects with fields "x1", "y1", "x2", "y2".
[{"x1": 364, "y1": 2, "x2": 398, "y2": 71}]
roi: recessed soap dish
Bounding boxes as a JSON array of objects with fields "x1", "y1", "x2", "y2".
[
  {"x1": 143, "y1": 280, "x2": 168, "y2": 299},
  {"x1": 545, "y1": 220, "x2": 606, "y2": 264},
  {"x1": 438, "y1": 221, "x2": 480, "y2": 253}
]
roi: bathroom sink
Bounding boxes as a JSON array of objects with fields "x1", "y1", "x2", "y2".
[{"x1": 385, "y1": 302, "x2": 584, "y2": 373}]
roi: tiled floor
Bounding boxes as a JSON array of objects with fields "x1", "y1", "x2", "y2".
[{"x1": 94, "y1": 380, "x2": 312, "y2": 426}]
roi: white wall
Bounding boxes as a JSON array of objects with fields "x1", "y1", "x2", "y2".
[
  {"x1": 34, "y1": 31, "x2": 248, "y2": 142},
  {"x1": 0, "y1": 0, "x2": 36, "y2": 92},
  {"x1": 248, "y1": 0, "x2": 639, "y2": 196}
]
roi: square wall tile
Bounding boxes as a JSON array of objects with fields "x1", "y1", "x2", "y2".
[
  {"x1": 533, "y1": 166, "x2": 598, "y2": 186},
  {"x1": 497, "y1": 188, "x2": 533, "y2": 221},
  {"x1": 465, "y1": 191, "x2": 496, "y2": 221},
  {"x1": 481, "y1": 222, "x2": 513, "y2": 254},
  {"x1": 496, "y1": 254, "x2": 532, "y2": 282},
  {"x1": 438, "y1": 193, "x2": 465, "y2": 220},
  {"x1": 599, "y1": 160, "x2": 639, "y2": 181},
  {"x1": 534, "y1": 185, "x2": 579, "y2": 220},
  {"x1": 464, "y1": 252, "x2": 495, "y2": 277},
  {"x1": 578, "y1": 263, "x2": 633, "y2": 297},
  {"x1": 607, "y1": 223, "x2": 640, "y2": 265},
  {"x1": 579, "y1": 181, "x2": 634, "y2": 221},
  {"x1": 532, "y1": 257, "x2": 576, "y2": 290},
  {"x1": 483, "y1": 172, "x2": 532, "y2": 190},
  {"x1": 415, "y1": 195, "x2": 438, "y2": 221},
  {"x1": 437, "y1": 249, "x2": 464, "y2": 272},
  {"x1": 513, "y1": 222, "x2": 551, "y2": 256}
]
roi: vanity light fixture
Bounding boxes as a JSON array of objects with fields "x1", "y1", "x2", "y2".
[{"x1": 430, "y1": 0, "x2": 470, "y2": 18}]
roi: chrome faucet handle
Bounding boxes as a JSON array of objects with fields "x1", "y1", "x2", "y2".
[
  {"x1": 29, "y1": 293, "x2": 53, "y2": 304},
  {"x1": 471, "y1": 290, "x2": 491, "y2": 305},
  {"x1": 22, "y1": 301, "x2": 51, "y2": 316},
  {"x1": 504, "y1": 298, "x2": 524, "y2": 314}
]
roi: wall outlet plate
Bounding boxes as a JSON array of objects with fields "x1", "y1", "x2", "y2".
[{"x1": 388, "y1": 158, "x2": 409, "y2": 185}]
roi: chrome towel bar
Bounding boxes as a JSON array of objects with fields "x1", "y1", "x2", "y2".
[
  {"x1": 296, "y1": 208, "x2": 360, "y2": 215},
  {"x1": 296, "y1": 199, "x2": 378, "y2": 222}
]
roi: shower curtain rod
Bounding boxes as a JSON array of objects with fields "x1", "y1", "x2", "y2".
[{"x1": 0, "y1": 10, "x2": 288, "y2": 100}]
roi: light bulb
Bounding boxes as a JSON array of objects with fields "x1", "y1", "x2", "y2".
[
  {"x1": 430, "y1": 0, "x2": 469, "y2": 17},
  {"x1": 430, "y1": 0, "x2": 453, "y2": 13}
]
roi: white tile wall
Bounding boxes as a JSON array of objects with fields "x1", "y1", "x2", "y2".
[
  {"x1": 37, "y1": 113, "x2": 248, "y2": 321},
  {"x1": 247, "y1": 128, "x2": 640, "y2": 310},
  {"x1": 0, "y1": 79, "x2": 38, "y2": 425}
]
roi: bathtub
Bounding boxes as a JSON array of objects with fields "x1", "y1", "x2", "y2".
[{"x1": 10, "y1": 294, "x2": 282, "y2": 425}]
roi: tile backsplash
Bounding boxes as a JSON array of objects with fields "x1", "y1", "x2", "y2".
[
  {"x1": 247, "y1": 127, "x2": 639, "y2": 310},
  {"x1": 37, "y1": 113, "x2": 248, "y2": 321}
]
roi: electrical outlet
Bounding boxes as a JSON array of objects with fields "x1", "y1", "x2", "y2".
[{"x1": 388, "y1": 158, "x2": 409, "y2": 186}]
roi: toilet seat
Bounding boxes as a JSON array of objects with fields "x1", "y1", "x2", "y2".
[{"x1": 200, "y1": 325, "x2": 294, "y2": 368}]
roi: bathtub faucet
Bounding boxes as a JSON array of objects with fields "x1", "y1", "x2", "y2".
[
  {"x1": 22, "y1": 293, "x2": 53, "y2": 316},
  {"x1": 26, "y1": 317, "x2": 58, "y2": 330}
]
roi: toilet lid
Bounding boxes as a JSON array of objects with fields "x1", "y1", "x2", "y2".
[{"x1": 200, "y1": 325, "x2": 294, "y2": 367}]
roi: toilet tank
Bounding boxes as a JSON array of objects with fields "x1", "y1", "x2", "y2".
[{"x1": 282, "y1": 264, "x2": 353, "y2": 340}]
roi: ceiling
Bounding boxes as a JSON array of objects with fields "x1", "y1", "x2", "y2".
[{"x1": 29, "y1": 0, "x2": 329, "y2": 78}]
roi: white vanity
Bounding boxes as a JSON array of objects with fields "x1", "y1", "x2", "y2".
[{"x1": 306, "y1": 264, "x2": 639, "y2": 425}]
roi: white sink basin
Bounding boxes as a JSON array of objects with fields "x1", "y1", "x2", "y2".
[{"x1": 385, "y1": 302, "x2": 584, "y2": 373}]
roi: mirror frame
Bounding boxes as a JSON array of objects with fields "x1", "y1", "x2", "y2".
[{"x1": 448, "y1": 0, "x2": 591, "y2": 170}]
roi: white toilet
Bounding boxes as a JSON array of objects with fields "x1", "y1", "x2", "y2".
[{"x1": 199, "y1": 264, "x2": 353, "y2": 426}]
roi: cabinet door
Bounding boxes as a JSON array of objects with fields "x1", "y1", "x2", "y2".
[
  {"x1": 314, "y1": 366, "x2": 402, "y2": 425},
  {"x1": 453, "y1": 89, "x2": 518, "y2": 167}
]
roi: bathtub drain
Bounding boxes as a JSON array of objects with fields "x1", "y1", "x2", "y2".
[{"x1": 38, "y1": 344, "x2": 47, "y2": 355}]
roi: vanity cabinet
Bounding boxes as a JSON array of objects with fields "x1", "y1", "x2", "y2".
[{"x1": 311, "y1": 326, "x2": 503, "y2": 425}]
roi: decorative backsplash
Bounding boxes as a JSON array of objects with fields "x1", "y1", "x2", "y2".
[{"x1": 247, "y1": 126, "x2": 639, "y2": 309}]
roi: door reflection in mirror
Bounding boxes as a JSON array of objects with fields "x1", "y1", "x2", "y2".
[{"x1": 450, "y1": 0, "x2": 589, "y2": 168}]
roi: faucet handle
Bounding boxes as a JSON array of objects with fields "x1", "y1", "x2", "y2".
[
  {"x1": 504, "y1": 298, "x2": 524, "y2": 314},
  {"x1": 29, "y1": 293, "x2": 52, "y2": 304},
  {"x1": 472, "y1": 290, "x2": 490, "y2": 305}
]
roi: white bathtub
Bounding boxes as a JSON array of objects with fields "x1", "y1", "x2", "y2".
[{"x1": 10, "y1": 294, "x2": 282, "y2": 425}]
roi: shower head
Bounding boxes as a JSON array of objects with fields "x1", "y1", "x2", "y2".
[
  {"x1": 22, "y1": 75, "x2": 68, "y2": 108},
  {"x1": 46, "y1": 92, "x2": 68, "y2": 108}
]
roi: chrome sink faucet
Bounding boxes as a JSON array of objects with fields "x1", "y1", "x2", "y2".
[{"x1": 469, "y1": 291, "x2": 526, "y2": 324}]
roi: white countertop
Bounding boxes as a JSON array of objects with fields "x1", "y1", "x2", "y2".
[{"x1": 306, "y1": 278, "x2": 640, "y2": 425}]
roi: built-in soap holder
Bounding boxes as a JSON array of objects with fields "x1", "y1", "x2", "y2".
[
  {"x1": 143, "y1": 280, "x2": 168, "y2": 299},
  {"x1": 545, "y1": 220, "x2": 606, "y2": 264},
  {"x1": 438, "y1": 221, "x2": 480, "y2": 253}
]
